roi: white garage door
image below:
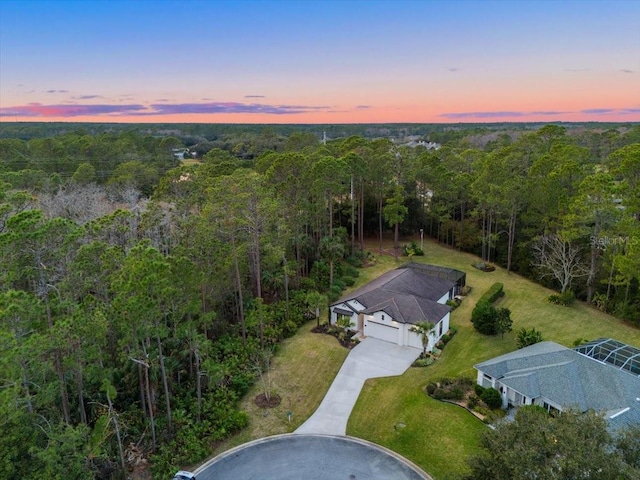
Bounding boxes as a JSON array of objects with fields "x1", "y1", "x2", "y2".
[
  {"x1": 365, "y1": 320, "x2": 398, "y2": 344},
  {"x1": 407, "y1": 331, "x2": 423, "y2": 350}
]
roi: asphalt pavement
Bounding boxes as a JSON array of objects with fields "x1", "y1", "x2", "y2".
[{"x1": 194, "y1": 434, "x2": 432, "y2": 480}]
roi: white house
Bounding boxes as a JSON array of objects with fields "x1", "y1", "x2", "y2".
[
  {"x1": 330, "y1": 263, "x2": 465, "y2": 351},
  {"x1": 474, "y1": 339, "x2": 640, "y2": 432}
]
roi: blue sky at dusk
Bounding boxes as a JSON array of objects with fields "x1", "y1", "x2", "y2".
[{"x1": 0, "y1": 0, "x2": 638, "y2": 123}]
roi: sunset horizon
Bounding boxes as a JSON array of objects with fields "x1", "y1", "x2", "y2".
[{"x1": 1, "y1": 0, "x2": 639, "y2": 124}]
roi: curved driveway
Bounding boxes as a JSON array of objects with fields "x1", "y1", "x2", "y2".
[
  {"x1": 192, "y1": 338, "x2": 428, "y2": 480},
  {"x1": 295, "y1": 337, "x2": 421, "y2": 435}
]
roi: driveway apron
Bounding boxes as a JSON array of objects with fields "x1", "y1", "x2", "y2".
[{"x1": 295, "y1": 337, "x2": 421, "y2": 435}]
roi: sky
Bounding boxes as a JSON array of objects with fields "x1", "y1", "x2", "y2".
[{"x1": 0, "y1": 0, "x2": 639, "y2": 124}]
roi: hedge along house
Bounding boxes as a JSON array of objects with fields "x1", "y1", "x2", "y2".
[
  {"x1": 329, "y1": 263, "x2": 466, "y2": 350},
  {"x1": 474, "y1": 339, "x2": 640, "y2": 432}
]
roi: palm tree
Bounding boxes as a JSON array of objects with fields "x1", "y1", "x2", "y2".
[
  {"x1": 306, "y1": 291, "x2": 328, "y2": 328},
  {"x1": 410, "y1": 321, "x2": 436, "y2": 357},
  {"x1": 319, "y1": 235, "x2": 345, "y2": 286}
]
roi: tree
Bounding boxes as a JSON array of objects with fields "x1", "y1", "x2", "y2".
[
  {"x1": 467, "y1": 407, "x2": 635, "y2": 480},
  {"x1": 409, "y1": 321, "x2": 435, "y2": 356},
  {"x1": 532, "y1": 234, "x2": 589, "y2": 293},
  {"x1": 471, "y1": 300, "x2": 512, "y2": 336},
  {"x1": 495, "y1": 307, "x2": 513, "y2": 338},
  {"x1": 383, "y1": 185, "x2": 408, "y2": 261},
  {"x1": 616, "y1": 423, "x2": 640, "y2": 471},
  {"x1": 565, "y1": 172, "x2": 620, "y2": 302},
  {"x1": 319, "y1": 235, "x2": 345, "y2": 287},
  {"x1": 305, "y1": 291, "x2": 328, "y2": 328},
  {"x1": 251, "y1": 348, "x2": 275, "y2": 403},
  {"x1": 71, "y1": 162, "x2": 96, "y2": 185},
  {"x1": 517, "y1": 327, "x2": 544, "y2": 348}
]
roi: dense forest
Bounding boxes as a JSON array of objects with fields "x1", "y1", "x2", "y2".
[{"x1": 0, "y1": 122, "x2": 639, "y2": 479}]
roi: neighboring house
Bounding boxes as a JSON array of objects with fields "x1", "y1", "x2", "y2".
[
  {"x1": 474, "y1": 339, "x2": 640, "y2": 432},
  {"x1": 172, "y1": 148, "x2": 193, "y2": 160},
  {"x1": 329, "y1": 262, "x2": 465, "y2": 351}
]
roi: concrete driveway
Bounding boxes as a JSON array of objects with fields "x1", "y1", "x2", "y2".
[{"x1": 295, "y1": 337, "x2": 421, "y2": 435}]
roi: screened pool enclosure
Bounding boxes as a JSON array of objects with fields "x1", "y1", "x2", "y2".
[{"x1": 575, "y1": 338, "x2": 640, "y2": 376}]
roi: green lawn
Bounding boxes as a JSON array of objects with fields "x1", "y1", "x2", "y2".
[
  {"x1": 347, "y1": 237, "x2": 640, "y2": 479},
  {"x1": 210, "y1": 320, "x2": 349, "y2": 456},
  {"x1": 211, "y1": 236, "x2": 640, "y2": 480}
]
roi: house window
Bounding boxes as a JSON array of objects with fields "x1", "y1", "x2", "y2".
[
  {"x1": 438, "y1": 321, "x2": 443, "y2": 336},
  {"x1": 381, "y1": 314, "x2": 385, "y2": 321}
]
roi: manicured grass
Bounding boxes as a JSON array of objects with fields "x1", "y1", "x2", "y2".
[
  {"x1": 209, "y1": 235, "x2": 640, "y2": 480},
  {"x1": 210, "y1": 320, "x2": 349, "y2": 456},
  {"x1": 347, "y1": 236, "x2": 640, "y2": 479}
]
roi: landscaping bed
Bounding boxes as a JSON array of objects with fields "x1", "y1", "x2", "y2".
[
  {"x1": 312, "y1": 323, "x2": 360, "y2": 349},
  {"x1": 425, "y1": 377, "x2": 506, "y2": 424}
]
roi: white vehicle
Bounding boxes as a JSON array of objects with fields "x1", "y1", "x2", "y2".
[{"x1": 173, "y1": 471, "x2": 196, "y2": 480}]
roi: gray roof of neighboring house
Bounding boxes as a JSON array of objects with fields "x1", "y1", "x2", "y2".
[
  {"x1": 332, "y1": 263, "x2": 458, "y2": 325},
  {"x1": 474, "y1": 341, "x2": 640, "y2": 432}
]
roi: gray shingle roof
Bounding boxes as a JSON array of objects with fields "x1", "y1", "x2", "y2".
[
  {"x1": 475, "y1": 341, "x2": 640, "y2": 432},
  {"x1": 332, "y1": 263, "x2": 457, "y2": 325}
]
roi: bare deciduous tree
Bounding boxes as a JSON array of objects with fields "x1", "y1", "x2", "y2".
[
  {"x1": 38, "y1": 183, "x2": 113, "y2": 224},
  {"x1": 532, "y1": 234, "x2": 589, "y2": 293}
]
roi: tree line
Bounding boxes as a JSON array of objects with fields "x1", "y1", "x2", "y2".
[{"x1": 0, "y1": 122, "x2": 639, "y2": 478}]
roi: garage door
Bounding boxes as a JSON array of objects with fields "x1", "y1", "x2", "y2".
[
  {"x1": 365, "y1": 320, "x2": 398, "y2": 344},
  {"x1": 407, "y1": 330, "x2": 423, "y2": 350}
]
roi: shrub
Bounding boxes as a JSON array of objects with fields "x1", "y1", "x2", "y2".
[
  {"x1": 328, "y1": 284, "x2": 343, "y2": 302},
  {"x1": 479, "y1": 282, "x2": 504, "y2": 304},
  {"x1": 483, "y1": 408, "x2": 507, "y2": 424},
  {"x1": 446, "y1": 299, "x2": 460, "y2": 310},
  {"x1": 341, "y1": 276, "x2": 356, "y2": 287},
  {"x1": 403, "y1": 241, "x2": 424, "y2": 257},
  {"x1": 346, "y1": 252, "x2": 365, "y2": 268},
  {"x1": 481, "y1": 387, "x2": 502, "y2": 409},
  {"x1": 472, "y1": 262, "x2": 495, "y2": 272},
  {"x1": 458, "y1": 377, "x2": 474, "y2": 388},
  {"x1": 413, "y1": 356, "x2": 435, "y2": 367},
  {"x1": 344, "y1": 265, "x2": 360, "y2": 278},
  {"x1": 467, "y1": 395, "x2": 479, "y2": 410},
  {"x1": 439, "y1": 377, "x2": 455, "y2": 387},
  {"x1": 517, "y1": 327, "x2": 544, "y2": 349},
  {"x1": 474, "y1": 384, "x2": 485, "y2": 396},
  {"x1": 432, "y1": 388, "x2": 447, "y2": 400},
  {"x1": 447, "y1": 387, "x2": 464, "y2": 401},
  {"x1": 471, "y1": 300, "x2": 512, "y2": 336},
  {"x1": 471, "y1": 300, "x2": 497, "y2": 335},
  {"x1": 426, "y1": 383, "x2": 437, "y2": 395},
  {"x1": 449, "y1": 326, "x2": 458, "y2": 336},
  {"x1": 548, "y1": 289, "x2": 575, "y2": 306}
]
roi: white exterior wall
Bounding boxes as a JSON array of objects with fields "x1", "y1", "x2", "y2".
[
  {"x1": 437, "y1": 291, "x2": 451, "y2": 304},
  {"x1": 438, "y1": 313, "x2": 450, "y2": 340},
  {"x1": 330, "y1": 303, "x2": 356, "y2": 327},
  {"x1": 332, "y1": 296, "x2": 450, "y2": 351},
  {"x1": 330, "y1": 299, "x2": 365, "y2": 327}
]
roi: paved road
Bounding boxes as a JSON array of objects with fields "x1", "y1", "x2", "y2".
[
  {"x1": 295, "y1": 337, "x2": 421, "y2": 435},
  {"x1": 194, "y1": 434, "x2": 432, "y2": 480}
]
